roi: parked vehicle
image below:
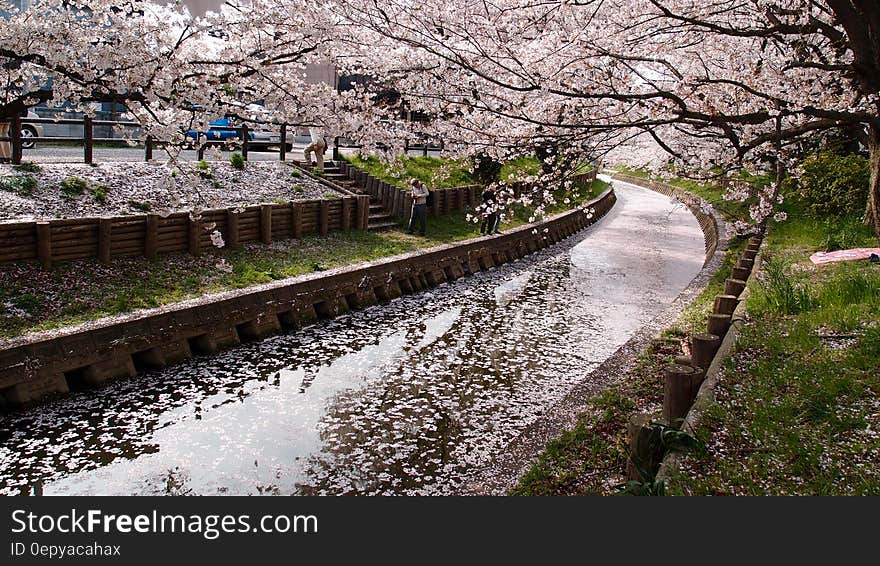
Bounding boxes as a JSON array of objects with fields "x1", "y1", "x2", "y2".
[
  {"x1": 21, "y1": 110, "x2": 43, "y2": 150},
  {"x1": 186, "y1": 116, "x2": 290, "y2": 152}
]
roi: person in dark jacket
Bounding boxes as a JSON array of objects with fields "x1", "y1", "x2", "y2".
[{"x1": 480, "y1": 186, "x2": 501, "y2": 235}]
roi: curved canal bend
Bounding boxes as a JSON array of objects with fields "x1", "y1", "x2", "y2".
[{"x1": 0, "y1": 180, "x2": 705, "y2": 495}]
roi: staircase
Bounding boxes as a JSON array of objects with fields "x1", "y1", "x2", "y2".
[{"x1": 293, "y1": 160, "x2": 399, "y2": 231}]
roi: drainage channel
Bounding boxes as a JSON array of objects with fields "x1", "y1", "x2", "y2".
[{"x1": 0, "y1": 182, "x2": 705, "y2": 495}]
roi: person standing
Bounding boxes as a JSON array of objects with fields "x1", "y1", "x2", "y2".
[
  {"x1": 480, "y1": 185, "x2": 501, "y2": 235},
  {"x1": 407, "y1": 178, "x2": 429, "y2": 236},
  {"x1": 303, "y1": 126, "x2": 328, "y2": 172}
]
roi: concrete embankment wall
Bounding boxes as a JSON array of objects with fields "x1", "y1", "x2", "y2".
[{"x1": 0, "y1": 188, "x2": 616, "y2": 408}]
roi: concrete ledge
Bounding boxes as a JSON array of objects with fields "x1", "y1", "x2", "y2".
[{"x1": 0, "y1": 188, "x2": 616, "y2": 408}]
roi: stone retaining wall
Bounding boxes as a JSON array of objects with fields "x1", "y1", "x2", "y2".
[{"x1": 0, "y1": 188, "x2": 616, "y2": 408}]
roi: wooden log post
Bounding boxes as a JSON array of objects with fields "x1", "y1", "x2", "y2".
[
  {"x1": 260, "y1": 204, "x2": 273, "y2": 244},
  {"x1": 144, "y1": 135, "x2": 153, "y2": 161},
  {"x1": 342, "y1": 196, "x2": 352, "y2": 232},
  {"x1": 319, "y1": 200, "x2": 330, "y2": 236},
  {"x1": 197, "y1": 137, "x2": 205, "y2": 161},
  {"x1": 292, "y1": 202, "x2": 304, "y2": 239},
  {"x1": 707, "y1": 313, "x2": 732, "y2": 338},
  {"x1": 83, "y1": 116, "x2": 94, "y2": 165},
  {"x1": 691, "y1": 333, "x2": 721, "y2": 371},
  {"x1": 98, "y1": 217, "x2": 112, "y2": 264},
  {"x1": 431, "y1": 189, "x2": 440, "y2": 217},
  {"x1": 227, "y1": 210, "x2": 240, "y2": 249},
  {"x1": 713, "y1": 294, "x2": 739, "y2": 316},
  {"x1": 731, "y1": 266, "x2": 751, "y2": 281},
  {"x1": 144, "y1": 214, "x2": 159, "y2": 259},
  {"x1": 724, "y1": 278, "x2": 747, "y2": 297},
  {"x1": 36, "y1": 221, "x2": 52, "y2": 269},
  {"x1": 626, "y1": 413, "x2": 656, "y2": 482},
  {"x1": 355, "y1": 196, "x2": 367, "y2": 231},
  {"x1": 403, "y1": 194, "x2": 413, "y2": 225},
  {"x1": 188, "y1": 214, "x2": 202, "y2": 257},
  {"x1": 663, "y1": 364, "x2": 699, "y2": 428}
]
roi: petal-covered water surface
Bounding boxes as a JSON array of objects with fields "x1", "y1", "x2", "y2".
[{"x1": 0, "y1": 180, "x2": 705, "y2": 495}]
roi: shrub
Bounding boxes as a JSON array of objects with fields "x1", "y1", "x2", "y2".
[
  {"x1": 230, "y1": 152, "x2": 245, "y2": 170},
  {"x1": 128, "y1": 199, "x2": 152, "y2": 212},
  {"x1": 91, "y1": 183, "x2": 111, "y2": 204},
  {"x1": 822, "y1": 221, "x2": 864, "y2": 252},
  {"x1": 60, "y1": 176, "x2": 89, "y2": 198},
  {"x1": 196, "y1": 160, "x2": 210, "y2": 171},
  {"x1": 13, "y1": 161, "x2": 41, "y2": 174},
  {"x1": 0, "y1": 174, "x2": 38, "y2": 195},
  {"x1": 795, "y1": 152, "x2": 869, "y2": 217}
]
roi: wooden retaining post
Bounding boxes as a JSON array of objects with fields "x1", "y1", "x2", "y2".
[
  {"x1": 342, "y1": 197, "x2": 352, "y2": 232},
  {"x1": 731, "y1": 266, "x2": 750, "y2": 281},
  {"x1": 292, "y1": 202, "x2": 304, "y2": 239},
  {"x1": 713, "y1": 294, "x2": 739, "y2": 316},
  {"x1": 98, "y1": 217, "x2": 112, "y2": 265},
  {"x1": 188, "y1": 214, "x2": 202, "y2": 257},
  {"x1": 36, "y1": 221, "x2": 52, "y2": 269},
  {"x1": 707, "y1": 313, "x2": 732, "y2": 338},
  {"x1": 319, "y1": 201, "x2": 330, "y2": 236},
  {"x1": 691, "y1": 333, "x2": 721, "y2": 371},
  {"x1": 226, "y1": 210, "x2": 240, "y2": 249},
  {"x1": 663, "y1": 364, "x2": 699, "y2": 428},
  {"x1": 724, "y1": 278, "x2": 747, "y2": 297},
  {"x1": 355, "y1": 196, "x2": 368, "y2": 231},
  {"x1": 260, "y1": 204, "x2": 273, "y2": 244},
  {"x1": 626, "y1": 413, "x2": 656, "y2": 481},
  {"x1": 144, "y1": 135, "x2": 153, "y2": 161},
  {"x1": 145, "y1": 214, "x2": 159, "y2": 259}
]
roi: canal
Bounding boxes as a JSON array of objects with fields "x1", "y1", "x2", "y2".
[{"x1": 0, "y1": 179, "x2": 705, "y2": 495}]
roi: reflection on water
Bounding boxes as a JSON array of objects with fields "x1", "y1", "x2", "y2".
[{"x1": 0, "y1": 183, "x2": 705, "y2": 495}]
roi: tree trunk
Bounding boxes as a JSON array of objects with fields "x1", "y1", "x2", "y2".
[{"x1": 868, "y1": 127, "x2": 880, "y2": 246}]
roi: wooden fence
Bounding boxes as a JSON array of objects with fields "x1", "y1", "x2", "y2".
[{"x1": 0, "y1": 196, "x2": 369, "y2": 269}]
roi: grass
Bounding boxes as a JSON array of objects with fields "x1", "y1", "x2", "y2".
[
  {"x1": 663, "y1": 202, "x2": 880, "y2": 495},
  {"x1": 344, "y1": 154, "x2": 477, "y2": 189}
]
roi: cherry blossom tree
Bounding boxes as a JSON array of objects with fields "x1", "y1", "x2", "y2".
[{"x1": 326, "y1": 0, "x2": 880, "y2": 240}]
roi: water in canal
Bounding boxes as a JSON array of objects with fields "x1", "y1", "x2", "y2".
[{"x1": 0, "y1": 180, "x2": 705, "y2": 495}]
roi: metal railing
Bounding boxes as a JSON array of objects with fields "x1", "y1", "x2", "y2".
[
  {"x1": 0, "y1": 116, "x2": 299, "y2": 164},
  {"x1": 1, "y1": 116, "x2": 446, "y2": 164}
]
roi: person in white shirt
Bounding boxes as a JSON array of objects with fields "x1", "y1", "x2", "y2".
[
  {"x1": 304, "y1": 126, "x2": 328, "y2": 172},
  {"x1": 407, "y1": 178, "x2": 429, "y2": 236}
]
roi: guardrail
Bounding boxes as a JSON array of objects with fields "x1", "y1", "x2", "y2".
[{"x1": 1, "y1": 116, "x2": 447, "y2": 165}]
